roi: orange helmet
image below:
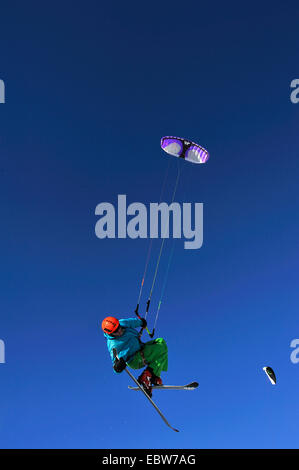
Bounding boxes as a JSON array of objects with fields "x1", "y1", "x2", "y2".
[{"x1": 102, "y1": 316, "x2": 120, "y2": 334}]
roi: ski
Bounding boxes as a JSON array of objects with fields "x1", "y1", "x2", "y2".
[
  {"x1": 128, "y1": 381, "x2": 199, "y2": 391},
  {"x1": 113, "y1": 349, "x2": 179, "y2": 432}
]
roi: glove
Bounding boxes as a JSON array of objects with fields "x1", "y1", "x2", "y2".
[
  {"x1": 113, "y1": 356, "x2": 126, "y2": 373},
  {"x1": 140, "y1": 318, "x2": 147, "y2": 329}
]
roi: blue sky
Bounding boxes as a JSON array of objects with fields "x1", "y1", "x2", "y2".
[{"x1": 0, "y1": 1, "x2": 298, "y2": 448}]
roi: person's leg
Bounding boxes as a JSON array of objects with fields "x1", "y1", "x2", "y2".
[
  {"x1": 126, "y1": 338, "x2": 168, "y2": 396},
  {"x1": 126, "y1": 350, "x2": 153, "y2": 395},
  {"x1": 142, "y1": 338, "x2": 168, "y2": 378},
  {"x1": 126, "y1": 351, "x2": 145, "y2": 370}
]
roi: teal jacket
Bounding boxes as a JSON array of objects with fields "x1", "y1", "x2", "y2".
[{"x1": 104, "y1": 317, "x2": 143, "y2": 370}]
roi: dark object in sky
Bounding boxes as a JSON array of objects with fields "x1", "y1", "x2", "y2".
[{"x1": 263, "y1": 366, "x2": 276, "y2": 385}]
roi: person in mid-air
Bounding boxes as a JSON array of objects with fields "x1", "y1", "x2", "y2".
[{"x1": 102, "y1": 316, "x2": 168, "y2": 397}]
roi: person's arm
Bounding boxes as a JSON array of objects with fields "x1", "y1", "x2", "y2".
[
  {"x1": 108, "y1": 344, "x2": 129, "y2": 374},
  {"x1": 107, "y1": 338, "x2": 131, "y2": 373},
  {"x1": 119, "y1": 317, "x2": 143, "y2": 329},
  {"x1": 113, "y1": 356, "x2": 126, "y2": 373}
]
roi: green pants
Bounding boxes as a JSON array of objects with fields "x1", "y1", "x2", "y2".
[{"x1": 127, "y1": 338, "x2": 168, "y2": 377}]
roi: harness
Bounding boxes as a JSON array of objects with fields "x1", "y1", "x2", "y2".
[
  {"x1": 126, "y1": 340, "x2": 147, "y2": 366},
  {"x1": 139, "y1": 346, "x2": 147, "y2": 366}
]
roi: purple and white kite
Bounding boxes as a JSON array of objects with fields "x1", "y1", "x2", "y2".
[{"x1": 161, "y1": 136, "x2": 209, "y2": 164}]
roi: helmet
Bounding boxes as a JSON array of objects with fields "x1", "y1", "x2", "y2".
[{"x1": 102, "y1": 316, "x2": 120, "y2": 334}]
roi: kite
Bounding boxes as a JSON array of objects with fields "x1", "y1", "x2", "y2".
[
  {"x1": 263, "y1": 366, "x2": 276, "y2": 385},
  {"x1": 161, "y1": 136, "x2": 209, "y2": 164}
]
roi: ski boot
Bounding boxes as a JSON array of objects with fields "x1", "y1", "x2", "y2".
[
  {"x1": 150, "y1": 370, "x2": 163, "y2": 387},
  {"x1": 152, "y1": 376, "x2": 163, "y2": 386},
  {"x1": 145, "y1": 366, "x2": 163, "y2": 387},
  {"x1": 138, "y1": 367, "x2": 153, "y2": 397}
]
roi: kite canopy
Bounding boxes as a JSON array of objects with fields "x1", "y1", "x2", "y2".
[
  {"x1": 161, "y1": 136, "x2": 209, "y2": 164},
  {"x1": 263, "y1": 366, "x2": 276, "y2": 385}
]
